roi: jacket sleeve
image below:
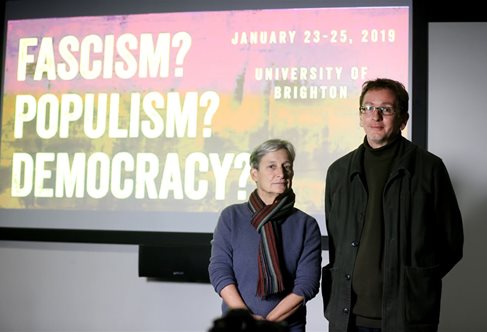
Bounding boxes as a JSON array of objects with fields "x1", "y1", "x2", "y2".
[
  {"x1": 324, "y1": 165, "x2": 336, "y2": 267},
  {"x1": 434, "y1": 160, "x2": 464, "y2": 278},
  {"x1": 322, "y1": 165, "x2": 336, "y2": 314}
]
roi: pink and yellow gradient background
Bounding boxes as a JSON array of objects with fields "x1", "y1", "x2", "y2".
[{"x1": 1, "y1": 7, "x2": 409, "y2": 214}]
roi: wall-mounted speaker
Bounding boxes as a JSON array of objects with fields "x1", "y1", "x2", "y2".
[{"x1": 138, "y1": 243, "x2": 211, "y2": 283}]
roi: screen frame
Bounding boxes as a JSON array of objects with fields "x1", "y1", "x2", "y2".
[{"x1": 0, "y1": 0, "x2": 422, "y2": 246}]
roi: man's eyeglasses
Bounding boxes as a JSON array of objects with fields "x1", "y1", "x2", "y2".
[{"x1": 359, "y1": 105, "x2": 395, "y2": 116}]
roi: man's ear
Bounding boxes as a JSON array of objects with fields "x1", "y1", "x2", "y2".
[{"x1": 400, "y1": 112, "x2": 409, "y2": 130}]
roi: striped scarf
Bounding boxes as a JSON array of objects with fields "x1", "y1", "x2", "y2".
[{"x1": 249, "y1": 188, "x2": 295, "y2": 298}]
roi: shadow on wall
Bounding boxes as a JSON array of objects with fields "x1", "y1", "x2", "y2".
[{"x1": 438, "y1": 195, "x2": 487, "y2": 332}]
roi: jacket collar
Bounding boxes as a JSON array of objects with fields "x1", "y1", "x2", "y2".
[{"x1": 348, "y1": 135, "x2": 417, "y2": 182}]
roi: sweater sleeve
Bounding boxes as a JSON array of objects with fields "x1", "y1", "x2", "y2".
[
  {"x1": 208, "y1": 207, "x2": 237, "y2": 295},
  {"x1": 292, "y1": 215, "x2": 322, "y2": 302}
]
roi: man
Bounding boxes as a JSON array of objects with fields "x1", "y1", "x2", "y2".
[{"x1": 322, "y1": 78, "x2": 463, "y2": 332}]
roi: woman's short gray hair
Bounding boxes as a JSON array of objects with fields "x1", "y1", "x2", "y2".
[{"x1": 249, "y1": 139, "x2": 296, "y2": 169}]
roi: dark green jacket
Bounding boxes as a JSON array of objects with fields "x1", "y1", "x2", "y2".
[{"x1": 322, "y1": 136, "x2": 463, "y2": 332}]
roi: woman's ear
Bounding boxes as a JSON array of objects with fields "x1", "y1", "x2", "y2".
[{"x1": 250, "y1": 167, "x2": 258, "y2": 182}]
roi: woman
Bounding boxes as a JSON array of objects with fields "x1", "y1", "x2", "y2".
[{"x1": 209, "y1": 139, "x2": 322, "y2": 332}]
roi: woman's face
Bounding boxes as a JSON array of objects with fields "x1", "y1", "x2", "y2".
[{"x1": 251, "y1": 149, "x2": 294, "y2": 205}]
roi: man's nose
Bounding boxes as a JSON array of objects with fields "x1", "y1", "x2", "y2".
[{"x1": 371, "y1": 108, "x2": 383, "y2": 120}]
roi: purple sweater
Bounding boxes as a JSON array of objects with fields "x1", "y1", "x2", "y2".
[{"x1": 209, "y1": 202, "x2": 322, "y2": 329}]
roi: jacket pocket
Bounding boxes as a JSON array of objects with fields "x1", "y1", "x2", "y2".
[{"x1": 404, "y1": 265, "x2": 442, "y2": 324}]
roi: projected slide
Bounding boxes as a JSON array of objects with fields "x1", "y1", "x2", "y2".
[{"x1": 0, "y1": 5, "x2": 409, "y2": 232}]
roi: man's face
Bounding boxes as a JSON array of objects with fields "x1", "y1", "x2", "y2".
[{"x1": 360, "y1": 88, "x2": 407, "y2": 148}]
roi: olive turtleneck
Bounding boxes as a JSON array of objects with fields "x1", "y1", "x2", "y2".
[{"x1": 352, "y1": 134, "x2": 401, "y2": 328}]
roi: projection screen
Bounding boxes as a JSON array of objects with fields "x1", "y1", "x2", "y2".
[{"x1": 0, "y1": 0, "x2": 412, "y2": 238}]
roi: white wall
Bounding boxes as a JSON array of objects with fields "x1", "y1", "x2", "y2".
[
  {"x1": 429, "y1": 22, "x2": 487, "y2": 332},
  {"x1": 0, "y1": 241, "x2": 217, "y2": 332},
  {"x1": 1, "y1": 22, "x2": 487, "y2": 332},
  {"x1": 0, "y1": 241, "x2": 328, "y2": 332}
]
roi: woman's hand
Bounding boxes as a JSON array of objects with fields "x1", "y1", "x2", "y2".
[
  {"x1": 219, "y1": 284, "x2": 248, "y2": 310},
  {"x1": 266, "y1": 292, "x2": 304, "y2": 322}
]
